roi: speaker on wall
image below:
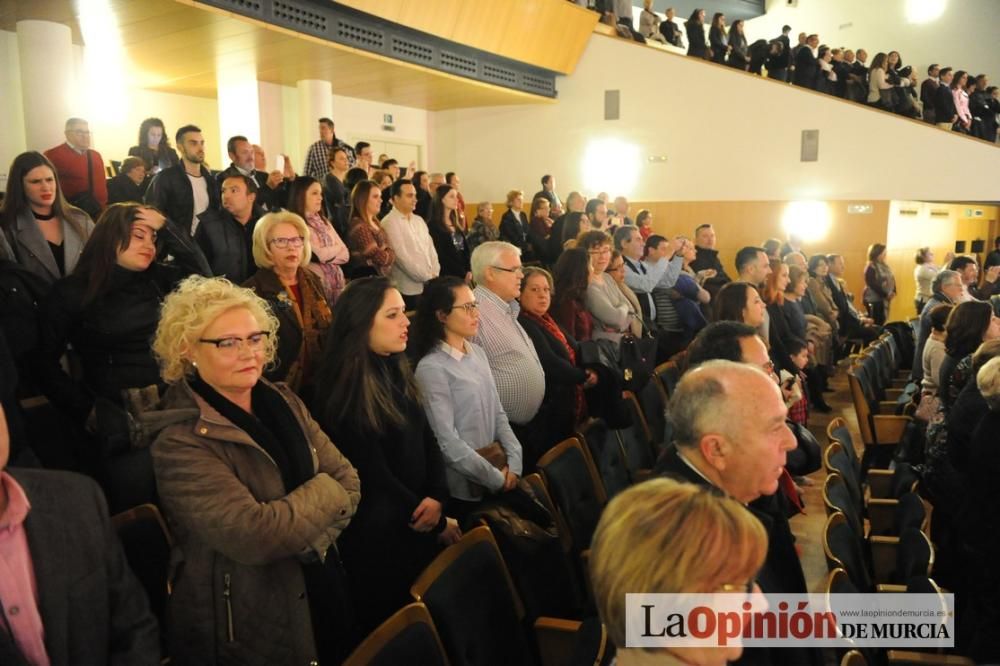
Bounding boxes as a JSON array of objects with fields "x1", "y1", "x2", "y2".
[
  {"x1": 955, "y1": 241, "x2": 967, "y2": 253},
  {"x1": 972, "y1": 240, "x2": 985, "y2": 253}
]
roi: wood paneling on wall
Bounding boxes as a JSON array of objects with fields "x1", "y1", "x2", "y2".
[
  {"x1": 337, "y1": 0, "x2": 597, "y2": 74},
  {"x1": 465, "y1": 199, "x2": 890, "y2": 308}
]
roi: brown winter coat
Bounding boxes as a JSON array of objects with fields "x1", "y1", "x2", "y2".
[{"x1": 151, "y1": 379, "x2": 361, "y2": 665}]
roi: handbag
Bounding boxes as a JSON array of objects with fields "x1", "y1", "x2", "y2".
[
  {"x1": 619, "y1": 332, "x2": 658, "y2": 393},
  {"x1": 475, "y1": 440, "x2": 508, "y2": 470}
]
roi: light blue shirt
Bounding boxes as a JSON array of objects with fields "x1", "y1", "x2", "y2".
[{"x1": 415, "y1": 340, "x2": 523, "y2": 501}]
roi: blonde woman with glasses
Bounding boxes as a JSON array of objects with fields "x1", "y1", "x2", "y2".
[
  {"x1": 151, "y1": 275, "x2": 360, "y2": 665},
  {"x1": 243, "y1": 211, "x2": 332, "y2": 399}
]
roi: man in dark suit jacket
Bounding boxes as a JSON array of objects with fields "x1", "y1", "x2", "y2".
[
  {"x1": 792, "y1": 34, "x2": 819, "y2": 89},
  {"x1": 653, "y1": 341, "x2": 821, "y2": 666},
  {"x1": 920, "y1": 65, "x2": 941, "y2": 124},
  {"x1": 766, "y1": 26, "x2": 792, "y2": 81},
  {"x1": 218, "y1": 135, "x2": 285, "y2": 212},
  {"x1": 934, "y1": 68, "x2": 959, "y2": 129},
  {"x1": 0, "y1": 404, "x2": 160, "y2": 664}
]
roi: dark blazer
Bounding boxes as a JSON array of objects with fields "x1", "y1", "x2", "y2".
[
  {"x1": 322, "y1": 173, "x2": 350, "y2": 236},
  {"x1": 920, "y1": 79, "x2": 940, "y2": 118},
  {"x1": 772, "y1": 34, "x2": 791, "y2": 69},
  {"x1": 935, "y1": 84, "x2": 958, "y2": 124},
  {"x1": 219, "y1": 163, "x2": 284, "y2": 213},
  {"x1": 194, "y1": 207, "x2": 260, "y2": 284},
  {"x1": 144, "y1": 163, "x2": 221, "y2": 236},
  {"x1": 766, "y1": 301, "x2": 796, "y2": 375},
  {"x1": 850, "y1": 61, "x2": 869, "y2": 86},
  {"x1": 653, "y1": 446, "x2": 820, "y2": 666},
  {"x1": 500, "y1": 209, "x2": 534, "y2": 260},
  {"x1": 428, "y1": 223, "x2": 471, "y2": 279},
  {"x1": 9, "y1": 467, "x2": 160, "y2": 664},
  {"x1": 659, "y1": 19, "x2": 683, "y2": 47},
  {"x1": 519, "y1": 314, "x2": 588, "y2": 441},
  {"x1": 106, "y1": 173, "x2": 148, "y2": 205},
  {"x1": 708, "y1": 26, "x2": 728, "y2": 64},
  {"x1": 792, "y1": 46, "x2": 818, "y2": 88},
  {"x1": 685, "y1": 21, "x2": 707, "y2": 58},
  {"x1": 689, "y1": 246, "x2": 732, "y2": 299}
]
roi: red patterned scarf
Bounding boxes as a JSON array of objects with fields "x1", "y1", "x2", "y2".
[{"x1": 521, "y1": 310, "x2": 587, "y2": 423}]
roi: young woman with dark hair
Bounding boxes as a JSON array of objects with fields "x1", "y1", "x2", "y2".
[
  {"x1": 685, "y1": 8, "x2": 708, "y2": 59},
  {"x1": 551, "y1": 247, "x2": 594, "y2": 341},
  {"x1": 286, "y1": 175, "x2": 349, "y2": 305},
  {"x1": 409, "y1": 276, "x2": 523, "y2": 524},
  {"x1": 316, "y1": 276, "x2": 459, "y2": 637},
  {"x1": 346, "y1": 179, "x2": 395, "y2": 278},
  {"x1": 1, "y1": 151, "x2": 94, "y2": 286},
  {"x1": 714, "y1": 281, "x2": 765, "y2": 328},
  {"x1": 708, "y1": 12, "x2": 729, "y2": 64},
  {"x1": 128, "y1": 117, "x2": 179, "y2": 175},
  {"x1": 427, "y1": 184, "x2": 471, "y2": 281}
]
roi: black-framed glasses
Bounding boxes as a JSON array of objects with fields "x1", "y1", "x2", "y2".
[
  {"x1": 491, "y1": 265, "x2": 523, "y2": 275},
  {"x1": 450, "y1": 301, "x2": 479, "y2": 314},
  {"x1": 268, "y1": 236, "x2": 305, "y2": 249},
  {"x1": 198, "y1": 331, "x2": 270, "y2": 353}
]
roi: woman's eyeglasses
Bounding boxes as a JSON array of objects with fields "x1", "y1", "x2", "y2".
[
  {"x1": 268, "y1": 236, "x2": 305, "y2": 249},
  {"x1": 450, "y1": 302, "x2": 479, "y2": 314},
  {"x1": 198, "y1": 331, "x2": 270, "y2": 354}
]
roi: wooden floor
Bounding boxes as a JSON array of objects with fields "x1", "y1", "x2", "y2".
[{"x1": 793, "y1": 359, "x2": 862, "y2": 595}]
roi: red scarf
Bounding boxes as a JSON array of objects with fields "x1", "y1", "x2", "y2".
[{"x1": 521, "y1": 310, "x2": 587, "y2": 424}]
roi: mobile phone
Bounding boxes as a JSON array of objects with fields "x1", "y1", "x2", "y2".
[{"x1": 274, "y1": 154, "x2": 284, "y2": 173}]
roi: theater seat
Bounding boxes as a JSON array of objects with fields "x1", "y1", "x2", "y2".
[{"x1": 343, "y1": 602, "x2": 449, "y2": 666}]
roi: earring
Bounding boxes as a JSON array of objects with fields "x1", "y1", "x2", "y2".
[{"x1": 192, "y1": 361, "x2": 198, "y2": 368}]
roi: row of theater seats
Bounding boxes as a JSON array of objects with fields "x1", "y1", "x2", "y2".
[{"x1": 822, "y1": 325, "x2": 972, "y2": 666}]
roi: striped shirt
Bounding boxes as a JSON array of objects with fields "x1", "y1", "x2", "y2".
[{"x1": 471, "y1": 286, "x2": 546, "y2": 424}]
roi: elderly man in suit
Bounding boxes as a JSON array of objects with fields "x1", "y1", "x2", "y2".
[{"x1": 0, "y1": 403, "x2": 160, "y2": 664}]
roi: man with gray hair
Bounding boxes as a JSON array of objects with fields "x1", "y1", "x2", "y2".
[
  {"x1": 656, "y1": 358, "x2": 818, "y2": 665},
  {"x1": 470, "y1": 241, "x2": 546, "y2": 469},
  {"x1": 912, "y1": 268, "x2": 964, "y2": 383},
  {"x1": 44, "y1": 117, "x2": 108, "y2": 217}
]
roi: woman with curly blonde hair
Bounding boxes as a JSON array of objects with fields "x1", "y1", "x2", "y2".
[{"x1": 151, "y1": 275, "x2": 360, "y2": 665}]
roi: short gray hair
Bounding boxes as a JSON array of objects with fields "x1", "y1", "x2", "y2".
[
  {"x1": 977, "y1": 356, "x2": 1000, "y2": 410},
  {"x1": 471, "y1": 240, "x2": 520, "y2": 284},
  {"x1": 65, "y1": 117, "x2": 88, "y2": 129},
  {"x1": 933, "y1": 269, "x2": 960, "y2": 293},
  {"x1": 613, "y1": 225, "x2": 637, "y2": 251},
  {"x1": 668, "y1": 360, "x2": 764, "y2": 447}
]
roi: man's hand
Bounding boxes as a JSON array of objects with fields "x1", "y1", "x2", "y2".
[
  {"x1": 410, "y1": 497, "x2": 443, "y2": 532},
  {"x1": 266, "y1": 170, "x2": 284, "y2": 189}
]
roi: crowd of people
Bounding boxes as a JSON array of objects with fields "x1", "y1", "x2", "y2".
[
  {"x1": 2, "y1": 110, "x2": 1000, "y2": 664},
  {"x1": 583, "y1": 1, "x2": 1000, "y2": 142}
]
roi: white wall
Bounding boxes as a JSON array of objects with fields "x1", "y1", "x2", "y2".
[
  {"x1": 429, "y1": 33, "x2": 1000, "y2": 203},
  {"x1": 746, "y1": 0, "x2": 1000, "y2": 81}
]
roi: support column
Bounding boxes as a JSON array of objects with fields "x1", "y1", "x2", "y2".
[
  {"x1": 297, "y1": 79, "x2": 333, "y2": 173},
  {"x1": 17, "y1": 20, "x2": 75, "y2": 151},
  {"x1": 216, "y1": 62, "x2": 261, "y2": 168},
  {"x1": 0, "y1": 30, "x2": 27, "y2": 174}
]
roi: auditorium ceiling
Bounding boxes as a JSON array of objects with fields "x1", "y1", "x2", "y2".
[{"x1": 0, "y1": 0, "x2": 594, "y2": 109}]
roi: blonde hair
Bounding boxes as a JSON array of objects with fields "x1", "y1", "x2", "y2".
[
  {"x1": 590, "y1": 478, "x2": 767, "y2": 648},
  {"x1": 977, "y1": 356, "x2": 1000, "y2": 410},
  {"x1": 506, "y1": 189, "x2": 523, "y2": 207},
  {"x1": 153, "y1": 275, "x2": 280, "y2": 383},
  {"x1": 251, "y1": 211, "x2": 312, "y2": 269}
]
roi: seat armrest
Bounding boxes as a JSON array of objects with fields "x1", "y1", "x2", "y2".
[
  {"x1": 876, "y1": 583, "x2": 907, "y2": 593},
  {"x1": 534, "y1": 617, "x2": 582, "y2": 666},
  {"x1": 867, "y1": 498, "x2": 899, "y2": 536},
  {"x1": 887, "y1": 650, "x2": 975, "y2": 665},
  {"x1": 867, "y1": 469, "x2": 894, "y2": 498}
]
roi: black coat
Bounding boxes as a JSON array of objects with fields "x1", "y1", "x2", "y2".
[
  {"x1": 428, "y1": 223, "x2": 471, "y2": 279},
  {"x1": 935, "y1": 84, "x2": 958, "y2": 124},
  {"x1": 218, "y1": 163, "x2": 285, "y2": 213},
  {"x1": 519, "y1": 314, "x2": 588, "y2": 443},
  {"x1": 659, "y1": 19, "x2": 683, "y2": 48},
  {"x1": 323, "y1": 354, "x2": 449, "y2": 633},
  {"x1": 685, "y1": 21, "x2": 707, "y2": 58},
  {"x1": 323, "y1": 173, "x2": 350, "y2": 237},
  {"x1": 792, "y1": 46, "x2": 818, "y2": 89},
  {"x1": 194, "y1": 207, "x2": 260, "y2": 284},
  {"x1": 106, "y1": 174, "x2": 147, "y2": 205},
  {"x1": 37, "y1": 264, "x2": 185, "y2": 422},
  {"x1": 653, "y1": 446, "x2": 820, "y2": 666},
  {"x1": 689, "y1": 246, "x2": 732, "y2": 299},
  {"x1": 708, "y1": 26, "x2": 728, "y2": 64},
  {"x1": 500, "y1": 209, "x2": 535, "y2": 261},
  {"x1": 144, "y1": 163, "x2": 221, "y2": 236}
]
